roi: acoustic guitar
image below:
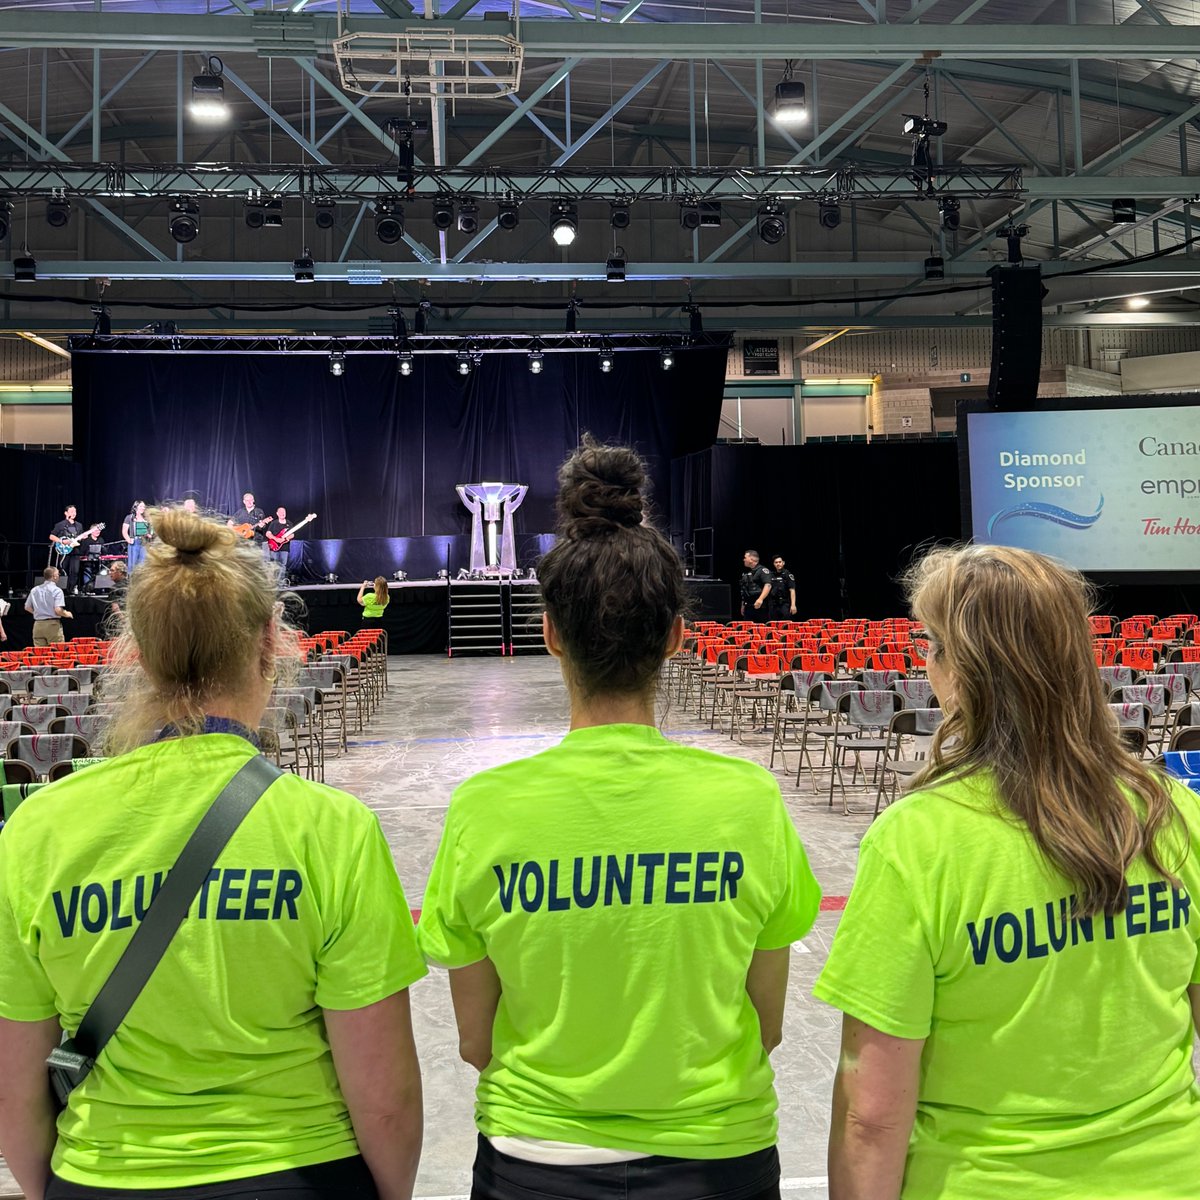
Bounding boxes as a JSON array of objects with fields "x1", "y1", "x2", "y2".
[
  {"x1": 232, "y1": 515, "x2": 272, "y2": 539},
  {"x1": 266, "y1": 513, "x2": 317, "y2": 553}
]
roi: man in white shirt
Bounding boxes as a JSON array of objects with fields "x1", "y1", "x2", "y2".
[{"x1": 24, "y1": 566, "x2": 73, "y2": 646}]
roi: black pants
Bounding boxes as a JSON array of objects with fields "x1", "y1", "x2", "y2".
[
  {"x1": 59, "y1": 552, "x2": 81, "y2": 591},
  {"x1": 46, "y1": 1155, "x2": 378, "y2": 1200},
  {"x1": 472, "y1": 1135, "x2": 780, "y2": 1200}
]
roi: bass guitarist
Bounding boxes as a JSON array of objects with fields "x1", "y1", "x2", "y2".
[
  {"x1": 264, "y1": 506, "x2": 292, "y2": 579},
  {"x1": 49, "y1": 504, "x2": 102, "y2": 595}
]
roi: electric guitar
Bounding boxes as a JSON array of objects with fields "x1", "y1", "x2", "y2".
[
  {"x1": 231, "y1": 515, "x2": 272, "y2": 539},
  {"x1": 53, "y1": 523, "x2": 105, "y2": 558},
  {"x1": 266, "y1": 513, "x2": 317, "y2": 552}
]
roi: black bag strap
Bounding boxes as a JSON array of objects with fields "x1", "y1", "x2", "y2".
[{"x1": 74, "y1": 754, "x2": 281, "y2": 1060}]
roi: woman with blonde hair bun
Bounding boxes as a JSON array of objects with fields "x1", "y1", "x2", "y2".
[
  {"x1": 816, "y1": 542, "x2": 1200, "y2": 1200},
  {"x1": 0, "y1": 505, "x2": 425, "y2": 1200}
]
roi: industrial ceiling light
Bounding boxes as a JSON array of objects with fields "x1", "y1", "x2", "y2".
[
  {"x1": 397, "y1": 349, "x2": 414, "y2": 376},
  {"x1": 457, "y1": 201, "x2": 479, "y2": 235},
  {"x1": 374, "y1": 200, "x2": 404, "y2": 245},
  {"x1": 757, "y1": 202, "x2": 787, "y2": 245},
  {"x1": 773, "y1": 61, "x2": 808, "y2": 127},
  {"x1": 497, "y1": 200, "x2": 520, "y2": 231},
  {"x1": 606, "y1": 249, "x2": 627, "y2": 283},
  {"x1": 551, "y1": 200, "x2": 578, "y2": 247},
  {"x1": 924, "y1": 254, "x2": 945, "y2": 281},
  {"x1": 329, "y1": 350, "x2": 346, "y2": 377},
  {"x1": 528, "y1": 347, "x2": 545, "y2": 375},
  {"x1": 432, "y1": 195, "x2": 455, "y2": 231},
  {"x1": 455, "y1": 350, "x2": 473, "y2": 376},
  {"x1": 13, "y1": 250, "x2": 36, "y2": 282},
  {"x1": 679, "y1": 199, "x2": 701, "y2": 231},
  {"x1": 292, "y1": 248, "x2": 315, "y2": 283},
  {"x1": 659, "y1": 347, "x2": 675, "y2": 371},
  {"x1": 939, "y1": 196, "x2": 961, "y2": 232},
  {"x1": 168, "y1": 197, "x2": 200, "y2": 244},
  {"x1": 1112, "y1": 198, "x2": 1137, "y2": 223},
  {"x1": 189, "y1": 56, "x2": 228, "y2": 122},
  {"x1": 598, "y1": 346, "x2": 615, "y2": 373},
  {"x1": 313, "y1": 200, "x2": 337, "y2": 230},
  {"x1": 0, "y1": 199, "x2": 11, "y2": 242},
  {"x1": 609, "y1": 199, "x2": 631, "y2": 230},
  {"x1": 818, "y1": 200, "x2": 841, "y2": 230},
  {"x1": 1126, "y1": 294, "x2": 1151, "y2": 309},
  {"x1": 46, "y1": 196, "x2": 71, "y2": 229}
]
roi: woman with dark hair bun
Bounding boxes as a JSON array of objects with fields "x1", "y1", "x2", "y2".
[{"x1": 419, "y1": 437, "x2": 821, "y2": 1200}]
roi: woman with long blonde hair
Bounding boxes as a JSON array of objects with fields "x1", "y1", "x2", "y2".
[
  {"x1": 356, "y1": 576, "x2": 390, "y2": 627},
  {"x1": 816, "y1": 543, "x2": 1200, "y2": 1200},
  {"x1": 0, "y1": 506, "x2": 424, "y2": 1200}
]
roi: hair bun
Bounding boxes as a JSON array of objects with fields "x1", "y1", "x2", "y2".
[
  {"x1": 557, "y1": 436, "x2": 646, "y2": 534},
  {"x1": 150, "y1": 506, "x2": 234, "y2": 556}
]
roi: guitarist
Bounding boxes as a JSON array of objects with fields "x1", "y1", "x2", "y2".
[
  {"x1": 264, "y1": 505, "x2": 292, "y2": 579},
  {"x1": 227, "y1": 491, "x2": 268, "y2": 544},
  {"x1": 49, "y1": 504, "x2": 100, "y2": 595}
]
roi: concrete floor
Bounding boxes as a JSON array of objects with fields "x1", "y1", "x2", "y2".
[{"x1": 0, "y1": 654, "x2": 873, "y2": 1199}]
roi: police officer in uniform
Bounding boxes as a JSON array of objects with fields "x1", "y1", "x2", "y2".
[
  {"x1": 739, "y1": 549, "x2": 772, "y2": 618},
  {"x1": 767, "y1": 555, "x2": 797, "y2": 622}
]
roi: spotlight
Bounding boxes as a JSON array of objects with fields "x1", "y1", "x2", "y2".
[
  {"x1": 46, "y1": 196, "x2": 71, "y2": 229},
  {"x1": 551, "y1": 200, "x2": 577, "y2": 247},
  {"x1": 455, "y1": 351, "x2": 473, "y2": 376},
  {"x1": 609, "y1": 200, "x2": 631, "y2": 230},
  {"x1": 497, "y1": 200, "x2": 520, "y2": 231},
  {"x1": 0, "y1": 200, "x2": 11, "y2": 242},
  {"x1": 13, "y1": 252, "x2": 36, "y2": 282},
  {"x1": 606, "y1": 250, "x2": 627, "y2": 283},
  {"x1": 324, "y1": 572, "x2": 339, "y2": 584},
  {"x1": 679, "y1": 200, "x2": 701, "y2": 231},
  {"x1": 244, "y1": 198, "x2": 282, "y2": 230},
  {"x1": 313, "y1": 200, "x2": 337, "y2": 230},
  {"x1": 292, "y1": 248, "x2": 315, "y2": 283},
  {"x1": 457, "y1": 201, "x2": 479, "y2": 235},
  {"x1": 598, "y1": 347, "x2": 615, "y2": 373},
  {"x1": 397, "y1": 349, "x2": 414, "y2": 376},
  {"x1": 660, "y1": 347, "x2": 675, "y2": 371},
  {"x1": 329, "y1": 350, "x2": 345, "y2": 377},
  {"x1": 374, "y1": 200, "x2": 404, "y2": 245},
  {"x1": 1112, "y1": 198, "x2": 1137, "y2": 223},
  {"x1": 393, "y1": 570, "x2": 408, "y2": 581},
  {"x1": 757, "y1": 202, "x2": 787, "y2": 245},
  {"x1": 903, "y1": 114, "x2": 948, "y2": 138},
  {"x1": 528, "y1": 348, "x2": 545, "y2": 375},
  {"x1": 939, "y1": 196, "x2": 961, "y2": 232},
  {"x1": 773, "y1": 78, "x2": 808, "y2": 127},
  {"x1": 699, "y1": 200, "x2": 722, "y2": 228},
  {"x1": 189, "y1": 57, "x2": 228, "y2": 122},
  {"x1": 244, "y1": 200, "x2": 264, "y2": 229},
  {"x1": 1126, "y1": 295, "x2": 1151, "y2": 310},
  {"x1": 686, "y1": 303, "x2": 703, "y2": 335},
  {"x1": 168, "y1": 197, "x2": 200, "y2": 244},
  {"x1": 432, "y1": 195, "x2": 455, "y2": 231},
  {"x1": 818, "y1": 200, "x2": 841, "y2": 230},
  {"x1": 924, "y1": 255, "x2": 945, "y2": 281}
]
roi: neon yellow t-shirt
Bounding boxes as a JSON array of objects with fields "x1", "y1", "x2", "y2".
[
  {"x1": 417, "y1": 722, "x2": 821, "y2": 1159},
  {"x1": 360, "y1": 593, "x2": 389, "y2": 619},
  {"x1": 0, "y1": 734, "x2": 426, "y2": 1189},
  {"x1": 814, "y1": 769, "x2": 1200, "y2": 1200}
]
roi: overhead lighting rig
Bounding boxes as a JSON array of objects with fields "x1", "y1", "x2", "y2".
[
  {"x1": 190, "y1": 56, "x2": 228, "y2": 123},
  {"x1": 244, "y1": 196, "x2": 282, "y2": 229},
  {"x1": 292, "y1": 248, "x2": 316, "y2": 283},
  {"x1": 757, "y1": 202, "x2": 787, "y2": 245},
  {"x1": 772, "y1": 60, "x2": 808, "y2": 127},
  {"x1": 46, "y1": 194, "x2": 71, "y2": 228},
  {"x1": 168, "y1": 197, "x2": 200, "y2": 244}
]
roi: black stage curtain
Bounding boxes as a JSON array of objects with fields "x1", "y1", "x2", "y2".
[
  {"x1": 0, "y1": 447, "x2": 84, "y2": 586},
  {"x1": 71, "y1": 345, "x2": 727, "y2": 541}
]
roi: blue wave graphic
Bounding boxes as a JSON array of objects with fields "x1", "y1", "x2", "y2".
[{"x1": 987, "y1": 495, "x2": 1104, "y2": 538}]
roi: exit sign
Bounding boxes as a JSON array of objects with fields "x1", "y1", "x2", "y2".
[{"x1": 960, "y1": 372, "x2": 972, "y2": 383}]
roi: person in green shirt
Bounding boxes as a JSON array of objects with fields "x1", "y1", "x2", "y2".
[
  {"x1": 357, "y1": 577, "x2": 390, "y2": 624},
  {"x1": 418, "y1": 437, "x2": 821, "y2": 1200},
  {"x1": 815, "y1": 543, "x2": 1200, "y2": 1200},
  {"x1": 0, "y1": 506, "x2": 425, "y2": 1200}
]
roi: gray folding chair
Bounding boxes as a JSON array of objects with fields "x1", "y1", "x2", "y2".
[
  {"x1": 769, "y1": 671, "x2": 827, "y2": 771},
  {"x1": 874, "y1": 707, "x2": 945, "y2": 816},
  {"x1": 13, "y1": 704, "x2": 68, "y2": 733},
  {"x1": 9, "y1": 734, "x2": 90, "y2": 781},
  {"x1": 30, "y1": 675, "x2": 79, "y2": 695},
  {"x1": 795, "y1": 680, "x2": 864, "y2": 790},
  {"x1": 828, "y1": 690, "x2": 903, "y2": 813},
  {"x1": 892, "y1": 677, "x2": 936, "y2": 709}
]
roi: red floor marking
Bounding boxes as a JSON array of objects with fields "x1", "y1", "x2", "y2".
[{"x1": 820, "y1": 896, "x2": 848, "y2": 912}]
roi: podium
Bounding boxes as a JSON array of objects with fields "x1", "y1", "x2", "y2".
[{"x1": 457, "y1": 481, "x2": 528, "y2": 574}]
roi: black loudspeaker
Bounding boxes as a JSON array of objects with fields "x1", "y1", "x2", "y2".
[{"x1": 987, "y1": 265, "x2": 1044, "y2": 408}]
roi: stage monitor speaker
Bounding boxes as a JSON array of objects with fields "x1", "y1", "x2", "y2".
[{"x1": 987, "y1": 265, "x2": 1044, "y2": 409}]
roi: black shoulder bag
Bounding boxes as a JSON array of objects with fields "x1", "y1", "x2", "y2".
[{"x1": 47, "y1": 755, "x2": 281, "y2": 1107}]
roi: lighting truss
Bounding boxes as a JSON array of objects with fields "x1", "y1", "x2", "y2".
[{"x1": 0, "y1": 162, "x2": 1026, "y2": 206}]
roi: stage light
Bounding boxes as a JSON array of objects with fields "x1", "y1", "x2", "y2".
[
  {"x1": 374, "y1": 200, "x2": 404, "y2": 245},
  {"x1": 393, "y1": 570, "x2": 408, "y2": 581},
  {"x1": 598, "y1": 347, "x2": 615, "y2": 373},
  {"x1": 245, "y1": 198, "x2": 282, "y2": 230},
  {"x1": 660, "y1": 347, "x2": 675, "y2": 371},
  {"x1": 773, "y1": 78, "x2": 808, "y2": 127},
  {"x1": 606, "y1": 250, "x2": 627, "y2": 283},
  {"x1": 686, "y1": 304, "x2": 703, "y2": 335},
  {"x1": 457, "y1": 201, "x2": 479, "y2": 235},
  {"x1": 455, "y1": 351, "x2": 473, "y2": 376},
  {"x1": 609, "y1": 200, "x2": 631, "y2": 230},
  {"x1": 244, "y1": 201, "x2": 264, "y2": 229},
  {"x1": 551, "y1": 201, "x2": 577, "y2": 247},
  {"x1": 190, "y1": 57, "x2": 228, "y2": 122},
  {"x1": 679, "y1": 200, "x2": 701, "y2": 231},
  {"x1": 757, "y1": 202, "x2": 786, "y2": 245},
  {"x1": 168, "y1": 197, "x2": 200, "y2": 244},
  {"x1": 0, "y1": 200, "x2": 11, "y2": 242},
  {"x1": 292, "y1": 248, "x2": 315, "y2": 283},
  {"x1": 415, "y1": 299, "x2": 430, "y2": 335},
  {"x1": 699, "y1": 201, "x2": 722, "y2": 228},
  {"x1": 313, "y1": 200, "x2": 337, "y2": 230},
  {"x1": 565, "y1": 299, "x2": 579, "y2": 333},
  {"x1": 397, "y1": 349, "x2": 414, "y2": 375},
  {"x1": 818, "y1": 200, "x2": 841, "y2": 230},
  {"x1": 433, "y1": 195, "x2": 455, "y2": 231},
  {"x1": 1113, "y1": 198, "x2": 1137, "y2": 223},
  {"x1": 903, "y1": 114, "x2": 948, "y2": 138},
  {"x1": 1126, "y1": 294, "x2": 1151, "y2": 309},
  {"x1": 324, "y1": 572, "x2": 339, "y2": 584},
  {"x1": 924, "y1": 254, "x2": 945, "y2": 281},
  {"x1": 13, "y1": 253, "x2": 37, "y2": 282},
  {"x1": 46, "y1": 196, "x2": 71, "y2": 229},
  {"x1": 939, "y1": 196, "x2": 961, "y2": 232},
  {"x1": 497, "y1": 200, "x2": 520, "y2": 231},
  {"x1": 329, "y1": 350, "x2": 345, "y2": 377},
  {"x1": 528, "y1": 348, "x2": 545, "y2": 375}
]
